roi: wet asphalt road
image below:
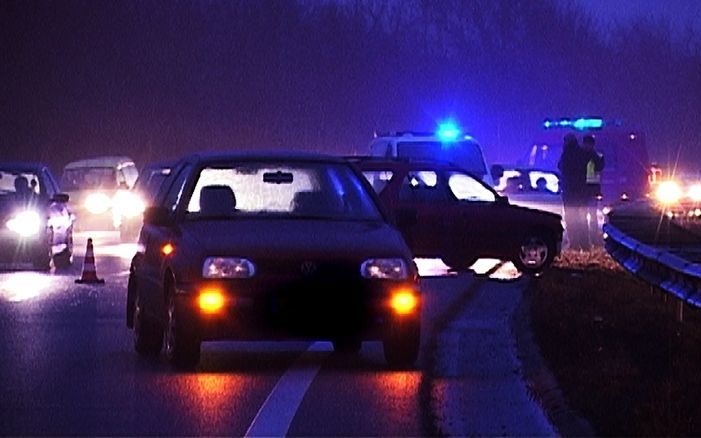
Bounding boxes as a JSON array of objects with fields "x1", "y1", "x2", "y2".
[{"x1": 0, "y1": 232, "x2": 544, "y2": 436}]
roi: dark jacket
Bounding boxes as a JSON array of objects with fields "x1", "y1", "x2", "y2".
[{"x1": 558, "y1": 140, "x2": 589, "y2": 204}]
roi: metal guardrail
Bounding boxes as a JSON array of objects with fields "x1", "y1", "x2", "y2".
[{"x1": 603, "y1": 223, "x2": 701, "y2": 307}]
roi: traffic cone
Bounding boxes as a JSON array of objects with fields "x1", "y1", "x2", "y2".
[{"x1": 75, "y1": 237, "x2": 105, "y2": 284}]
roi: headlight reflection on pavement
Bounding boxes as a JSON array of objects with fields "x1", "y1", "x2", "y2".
[
  {"x1": 0, "y1": 272, "x2": 53, "y2": 302},
  {"x1": 415, "y1": 258, "x2": 521, "y2": 280}
]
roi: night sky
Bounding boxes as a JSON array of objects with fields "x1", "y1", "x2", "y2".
[{"x1": 1, "y1": 0, "x2": 700, "y2": 175}]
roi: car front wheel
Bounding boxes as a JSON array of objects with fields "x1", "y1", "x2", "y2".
[
  {"x1": 383, "y1": 317, "x2": 420, "y2": 369},
  {"x1": 165, "y1": 290, "x2": 201, "y2": 369},
  {"x1": 513, "y1": 233, "x2": 555, "y2": 275},
  {"x1": 133, "y1": 290, "x2": 163, "y2": 356}
]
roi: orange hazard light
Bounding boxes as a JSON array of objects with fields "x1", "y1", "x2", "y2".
[
  {"x1": 198, "y1": 289, "x2": 226, "y2": 314},
  {"x1": 390, "y1": 290, "x2": 418, "y2": 315}
]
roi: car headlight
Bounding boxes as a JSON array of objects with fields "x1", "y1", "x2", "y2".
[
  {"x1": 113, "y1": 190, "x2": 145, "y2": 218},
  {"x1": 360, "y1": 258, "x2": 408, "y2": 280},
  {"x1": 6, "y1": 210, "x2": 42, "y2": 237},
  {"x1": 84, "y1": 192, "x2": 112, "y2": 214},
  {"x1": 202, "y1": 257, "x2": 256, "y2": 278},
  {"x1": 655, "y1": 181, "x2": 682, "y2": 205},
  {"x1": 688, "y1": 184, "x2": 701, "y2": 202}
]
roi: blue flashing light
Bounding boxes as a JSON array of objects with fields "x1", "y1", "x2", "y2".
[
  {"x1": 543, "y1": 117, "x2": 604, "y2": 130},
  {"x1": 436, "y1": 121, "x2": 461, "y2": 142}
]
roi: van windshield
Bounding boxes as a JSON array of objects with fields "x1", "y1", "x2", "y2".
[
  {"x1": 61, "y1": 167, "x2": 117, "y2": 190},
  {"x1": 397, "y1": 140, "x2": 487, "y2": 177}
]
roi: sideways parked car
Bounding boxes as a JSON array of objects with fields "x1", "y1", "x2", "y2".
[
  {"x1": 350, "y1": 157, "x2": 563, "y2": 274},
  {"x1": 0, "y1": 162, "x2": 73, "y2": 270},
  {"x1": 127, "y1": 152, "x2": 421, "y2": 368},
  {"x1": 61, "y1": 156, "x2": 139, "y2": 231},
  {"x1": 117, "y1": 161, "x2": 173, "y2": 242}
]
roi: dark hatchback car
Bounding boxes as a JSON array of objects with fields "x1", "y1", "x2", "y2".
[
  {"x1": 0, "y1": 162, "x2": 73, "y2": 271},
  {"x1": 126, "y1": 152, "x2": 421, "y2": 368},
  {"x1": 117, "y1": 161, "x2": 173, "y2": 242},
  {"x1": 351, "y1": 157, "x2": 563, "y2": 274}
]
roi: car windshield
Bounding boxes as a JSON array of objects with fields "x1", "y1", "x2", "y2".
[
  {"x1": 0, "y1": 169, "x2": 42, "y2": 197},
  {"x1": 61, "y1": 167, "x2": 117, "y2": 190},
  {"x1": 397, "y1": 141, "x2": 487, "y2": 177},
  {"x1": 185, "y1": 161, "x2": 382, "y2": 221}
]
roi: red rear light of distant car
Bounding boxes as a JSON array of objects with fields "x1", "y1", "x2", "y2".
[
  {"x1": 198, "y1": 288, "x2": 226, "y2": 314},
  {"x1": 390, "y1": 289, "x2": 418, "y2": 316}
]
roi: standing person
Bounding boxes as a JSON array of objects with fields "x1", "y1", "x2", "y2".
[
  {"x1": 582, "y1": 134, "x2": 605, "y2": 246},
  {"x1": 558, "y1": 134, "x2": 589, "y2": 250}
]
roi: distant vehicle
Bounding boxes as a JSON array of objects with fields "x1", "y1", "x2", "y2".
[
  {"x1": 61, "y1": 156, "x2": 139, "y2": 231},
  {"x1": 369, "y1": 121, "x2": 493, "y2": 186},
  {"x1": 491, "y1": 165, "x2": 564, "y2": 218},
  {"x1": 520, "y1": 117, "x2": 650, "y2": 207},
  {"x1": 0, "y1": 162, "x2": 73, "y2": 270},
  {"x1": 117, "y1": 161, "x2": 173, "y2": 242},
  {"x1": 350, "y1": 157, "x2": 563, "y2": 274},
  {"x1": 127, "y1": 152, "x2": 421, "y2": 368}
]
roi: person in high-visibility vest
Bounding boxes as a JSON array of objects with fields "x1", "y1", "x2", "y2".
[{"x1": 582, "y1": 135, "x2": 605, "y2": 246}]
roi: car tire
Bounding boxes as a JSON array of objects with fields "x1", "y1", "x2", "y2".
[
  {"x1": 133, "y1": 290, "x2": 163, "y2": 356},
  {"x1": 165, "y1": 290, "x2": 201, "y2": 369},
  {"x1": 513, "y1": 232, "x2": 555, "y2": 275},
  {"x1": 443, "y1": 255, "x2": 477, "y2": 272},
  {"x1": 32, "y1": 230, "x2": 53, "y2": 272},
  {"x1": 383, "y1": 318, "x2": 420, "y2": 369}
]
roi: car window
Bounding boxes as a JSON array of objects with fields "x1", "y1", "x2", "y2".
[
  {"x1": 361, "y1": 170, "x2": 394, "y2": 194},
  {"x1": 163, "y1": 166, "x2": 191, "y2": 212},
  {"x1": 398, "y1": 170, "x2": 449, "y2": 202},
  {"x1": 448, "y1": 172, "x2": 496, "y2": 202},
  {"x1": 184, "y1": 161, "x2": 382, "y2": 221},
  {"x1": 0, "y1": 170, "x2": 42, "y2": 196}
]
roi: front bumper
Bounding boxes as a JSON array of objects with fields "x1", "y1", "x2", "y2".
[
  {"x1": 0, "y1": 229, "x2": 47, "y2": 267},
  {"x1": 173, "y1": 278, "x2": 421, "y2": 342}
]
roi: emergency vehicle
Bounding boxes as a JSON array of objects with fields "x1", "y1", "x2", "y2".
[
  {"x1": 520, "y1": 117, "x2": 650, "y2": 206},
  {"x1": 369, "y1": 121, "x2": 493, "y2": 186}
]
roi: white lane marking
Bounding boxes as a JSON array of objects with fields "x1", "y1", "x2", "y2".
[{"x1": 245, "y1": 341, "x2": 332, "y2": 437}]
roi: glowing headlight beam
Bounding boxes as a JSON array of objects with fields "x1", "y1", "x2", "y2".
[
  {"x1": 655, "y1": 181, "x2": 683, "y2": 205},
  {"x1": 85, "y1": 192, "x2": 111, "y2": 214},
  {"x1": 6, "y1": 210, "x2": 42, "y2": 237}
]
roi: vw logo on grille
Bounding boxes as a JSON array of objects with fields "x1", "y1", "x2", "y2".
[{"x1": 300, "y1": 261, "x2": 317, "y2": 275}]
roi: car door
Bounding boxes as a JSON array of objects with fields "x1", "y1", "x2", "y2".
[
  {"x1": 42, "y1": 168, "x2": 70, "y2": 244},
  {"x1": 138, "y1": 164, "x2": 192, "y2": 316},
  {"x1": 444, "y1": 170, "x2": 512, "y2": 258}
]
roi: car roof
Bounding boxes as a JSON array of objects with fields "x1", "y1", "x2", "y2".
[
  {"x1": 64, "y1": 156, "x2": 135, "y2": 170},
  {"x1": 346, "y1": 155, "x2": 462, "y2": 170},
  {"x1": 372, "y1": 131, "x2": 479, "y2": 143},
  {"x1": 0, "y1": 161, "x2": 48, "y2": 172},
  {"x1": 176, "y1": 150, "x2": 352, "y2": 166}
]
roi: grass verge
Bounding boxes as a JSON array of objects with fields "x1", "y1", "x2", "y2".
[{"x1": 530, "y1": 248, "x2": 701, "y2": 436}]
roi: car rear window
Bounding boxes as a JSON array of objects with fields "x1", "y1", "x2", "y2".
[{"x1": 185, "y1": 162, "x2": 382, "y2": 221}]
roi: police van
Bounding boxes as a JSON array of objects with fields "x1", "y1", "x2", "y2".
[
  {"x1": 520, "y1": 117, "x2": 650, "y2": 206},
  {"x1": 369, "y1": 121, "x2": 493, "y2": 186}
]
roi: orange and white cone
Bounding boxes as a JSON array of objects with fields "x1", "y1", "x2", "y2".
[{"x1": 75, "y1": 237, "x2": 105, "y2": 284}]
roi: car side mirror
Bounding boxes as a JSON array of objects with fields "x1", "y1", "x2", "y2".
[
  {"x1": 53, "y1": 193, "x2": 70, "y2": 203},
  {"x1": 143, "y1": 206, "x2": 174, "y2": 227},
  {"x1": 496, "y1": 194, "x2": 509, "y2": 205},
  {"x1": 394, "y1": 208, "x2": 417, "y2": 227}
]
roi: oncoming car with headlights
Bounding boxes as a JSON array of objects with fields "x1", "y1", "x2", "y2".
[
  {"x1": 118, "y1": 161, "x2": 173, "y2": 242},
  {"x1": 126, "y1": 152, "x2": 421, "y2": 368},
  {"x1": 61, "y1": 156, "x2": 139, "y2": 231},
  {"x1": 0, "y1": 162, "x2": 73, "y2": 270}
]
